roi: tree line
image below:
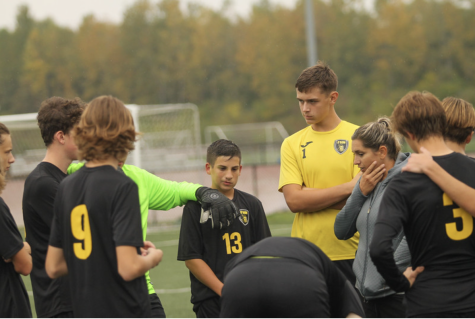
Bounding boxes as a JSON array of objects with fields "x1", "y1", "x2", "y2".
[{"x1": 0, "y1": 0, "x2": 474, "y2": 134}]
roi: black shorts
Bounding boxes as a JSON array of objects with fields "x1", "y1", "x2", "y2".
[
  {"x1": 193, "y1": 296, "x2": 220, "y2": 318},
  {"x1": 221, "y1": 258, "x2": 332, "y2": 318},
  {"x1": 149, "y1": 293, "x2": 166, "y2": 318}
]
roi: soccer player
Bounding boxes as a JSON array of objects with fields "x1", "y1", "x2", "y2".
[
  {"x1": 45, "y1": 96, "x2": 163, "y2": 317},
  {"x1": 178, "y1": 139, "x2": 271, "y2": 318},
  {"x1": 0, "y1": 123, "x2": 33, "y2": 317},
  {"x1": 370, "y1": 91, "x2": 475, "y2": 317},
  {"x1": 334, "y1": 118, "x2": 411, "y2": 317},
  {"x1": 402, "y1": 97, "x2": 475, "y2": 217},
  {"x1": 279, "y1": 61, "x2": 360, "y2": 283},
  {"x1": 26, "y1": 97, "x2": 239, "y2": 317},
  {"x1": 220, "y1": 237, "x2": 364, "y2": 318},
  {"x1": 23, "y1": 97, "x2": 84, "y2": 318}
]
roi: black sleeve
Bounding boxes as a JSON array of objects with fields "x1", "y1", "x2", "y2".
[
  {"x1": 0, "y1": 199, "x2": 23, "y2": 260},
  {"x1": 319, "y1": 247, "x2": 364, "y2": 318},
  {"x1": 111, "y1": 181, "x2": 143, "y2": 247},
  {"x1": 251, "y1": 199, "x2": 272, "y2": 243},
  {"x1": 49, "y1": 187, "x2": 64, "y2": 248},
  {"x1": 177, "y1": 202, "x2": 203, "y2": 261},
  {"x1": 369, "y1": 178, "x2": 411, "y2": 292},
  {"x1": 28, "y1": 177, "x2": 59, "y2": 229}
]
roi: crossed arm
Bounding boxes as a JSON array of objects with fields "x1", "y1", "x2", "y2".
[
  {"x1": 7, "y1": 242, "x2": 33, "y2": 276},
  {"x1": 282, "y1": 173, "x2": 361, "y2": 213}
]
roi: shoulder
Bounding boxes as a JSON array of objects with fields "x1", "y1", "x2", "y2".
[
  {"x1": 184, "y1": 200, "x2": 201, "y2": 213},
  {"x1": 234, "y1": 189, "x2": 263, "y2": 206},
  {"x1": 0, "y1": 197, "x2": 12, "y2": 221},
  {"x1": 284, "y1": 127, "x2": 312, "y2": 143}
]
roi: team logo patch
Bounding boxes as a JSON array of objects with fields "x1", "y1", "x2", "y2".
[
  {"x1": 334, "y1": 139, "x2": 349, "y2": 155},
  {"x1": 239, "y1": 209, "x2": 249, "y2": 226}
]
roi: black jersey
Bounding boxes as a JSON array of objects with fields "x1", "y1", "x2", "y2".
[
  {"x1": 221, "y1": 237, "x2": 365, "y2": 318},
  {"x1": 23, "y1": 162, "x2": 71, "y2": 317},
  {"x1": 49, "y1": 165, "x2": 150, "y2": 317},
  {"x1": 0, "y1": 197, "x2": 32, "y2": 318},
  {"x1": 177, "y1": 188, "x2": 271, "y2": 304},
  {"x1": 370, "y1": 152, "x2": 475, "y2": 316}
]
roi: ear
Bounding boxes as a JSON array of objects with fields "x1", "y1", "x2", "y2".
[
  {"x1": 378, "y1": 145, "x2": 388, "y2": 159},
  {"x1": 329, "y1": 91, "x2": 339, "y2": 104},
  {"x1": 238, "y1": 165, "x2": 242, "y2": 176},
  {"x1": 54, "y1": 131, "x2": 66, "y2": 145},
  {"x1": 205, "y1": 163, "x2": 212, "y2": 175},
  {"x1": 465, "y1": 132, "x2": 474, "y2": 145}
]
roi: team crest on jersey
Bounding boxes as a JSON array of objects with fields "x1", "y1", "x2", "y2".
[
  {"x1": 239, "y1": 209, "x2": 249, "y2": 226},
  {"x1": 334, "y1": 139, "x2": 349, "y2": 154}
]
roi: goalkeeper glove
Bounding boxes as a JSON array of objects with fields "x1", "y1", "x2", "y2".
[{"x1": 195, "y1": 187, "x2": 239, "y2": 229}]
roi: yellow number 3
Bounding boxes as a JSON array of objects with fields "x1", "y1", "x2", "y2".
[
  {"x1": 71, "y1": 204, "x2": 92, "y2": 259},
  {"x1": 444, "y1": 193, "x2": 473, "y2": 241}
]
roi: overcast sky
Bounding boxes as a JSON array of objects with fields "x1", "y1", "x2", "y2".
[{"x1": 0, "y1": 0, "x2": 299, "y2": 31}]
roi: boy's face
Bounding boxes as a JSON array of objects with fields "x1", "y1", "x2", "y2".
[
  {"x1": 64, "y1": 132, "x2": 79, "y2": 161},
  {"x1": 206, "y1": 155, "x2": 242, "y2": 195},
  {"x1": 297, "y1": 86, "x2": 337, "y2": 128},
  {"x1": 0, "y1": 134, "x2": 15, "y2": 173}
]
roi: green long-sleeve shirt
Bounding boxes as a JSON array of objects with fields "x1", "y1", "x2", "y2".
[{"x1": 68, "y1": 163, "x2": 201, "y2": 294}]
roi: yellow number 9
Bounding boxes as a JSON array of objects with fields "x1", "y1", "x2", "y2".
[{"x1": 71, "y1": 204, "x2": 92, "y2": 260}]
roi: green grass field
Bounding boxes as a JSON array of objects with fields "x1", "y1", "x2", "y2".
[{"x1": 22, "y1": 211, "x2": 295, "y2": 318}]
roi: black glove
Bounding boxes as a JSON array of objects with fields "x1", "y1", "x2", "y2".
[{"x1": 195, "y1": 187, "x2": 239, "y2": 229}]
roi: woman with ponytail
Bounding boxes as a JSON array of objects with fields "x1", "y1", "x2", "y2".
[{"x1": 334, "y1": 117, "x2": 411, "y2": 317}]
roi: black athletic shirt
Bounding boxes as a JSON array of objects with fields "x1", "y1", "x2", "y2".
[
  {"x1": 224, "y1": 237, "x2": 365, "y2": 318},
  {"x1": 0, "y1": 197, "x2": 32, "y2": 317},
  {"x1": 23, "y1": 162, "x2": 71, "y2": 317},
  {"x1": 49, "y1": 165, "x2": 150, "y2": 317},
  {"x1": 177, "y1": 188, "x2": 271, "y2": 304},
  {"x1": 370, "y1": 152, "x2": 475, "y2": 316}
]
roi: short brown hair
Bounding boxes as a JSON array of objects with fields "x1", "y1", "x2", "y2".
[
  {"x1": 37, "y1": 97, "x2": 85, "y2": 146},
  {"x1": 391, "y1": 91, "x2": 446, "y2": 141},
  {"x1": 0, "y1": 123, "x2": 10, "y2": 145},
  {"x1": 352, "y1": 117, "x2": 401, "y2": 161},
  {"x1": 295, "y1": 61, "x2": 338, "y2": 95},
  {"x1": 207, "y1": 139, "x2": 241, "y2": 166},
  {"x1": 74, "y1": 96, "x2": 139, "y2": 162},
  {"x1": 442, "y1": 97, "x2": 475, "y2": 144}
]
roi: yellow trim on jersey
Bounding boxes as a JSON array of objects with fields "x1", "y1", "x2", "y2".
[{"x1": 278, "y1": 121, "x2": 360, "y2": 260}]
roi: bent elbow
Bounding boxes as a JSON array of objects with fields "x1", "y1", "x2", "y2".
[
  {"x1": 286, "y1": 200, "x2": 304, "y2": 213},
  {"x1": 45, "y1": 265, "x2": 61, "y2": 279},
  {"x1": 14, "y1": 263, "x2": 32, "y2": 276},
  {"x1": 118, "y1": 264, "x2": 140, "y2": 282}
]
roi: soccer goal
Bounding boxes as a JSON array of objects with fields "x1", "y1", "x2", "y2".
[{"x1": 0, "y1": 103, "x2": 202, "y2": 178}]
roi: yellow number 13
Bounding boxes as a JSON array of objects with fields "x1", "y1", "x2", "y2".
[
  {"x1": 444, "y1": 193, "x2": 473, "y2": 241},
  {"x1": 222, "y1": 232, "x2": 243, "y2": 254},
  {"x1": 71, "y1": 204, "x2": 92, "y2": 259}
]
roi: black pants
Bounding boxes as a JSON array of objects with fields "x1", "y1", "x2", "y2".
[
  {"x1": 51, "y1": 311, "x2": 74, "y2": 318},
  {"x1": 411, "y1": 311, "x2": 475, "y2": 318},
  {"x1": 364, "y1": 293, "x2": 406, "y2": 318},
  {"x1": 333, "y1": 259, "x2": 356, "y2": 286},
  {"x1": 150, "y1": 293, "x2": 166, "y2": 318},
  {"x1": 193, "y1": 297, "x2": 220, "y2": 318}
]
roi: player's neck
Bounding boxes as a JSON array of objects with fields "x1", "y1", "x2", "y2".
[
  {"x1": 418, "y1": 136, "x2": 453, "y2": 156},
  {"x1": 311, "y1": 111, "x2": 341, "y2": 132},
  {"x1": 444, "y1": 140, "x2": 466, "y2": 155},
  {"x1": 43, "y1": 147, "x2": 74, "y2": 174},
  {"x1": 213, "y1": 187, "x2": 235, "y2": 200},
  {"x1": 85, "y1": 157, "x2": 119, "y2": 170}
]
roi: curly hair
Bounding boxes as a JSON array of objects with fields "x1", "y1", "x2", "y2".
[
  {"x1": 37, "y1": 97, "x2": 85, "y2": 147},
  {"x1": 74, "y1": 96, "x2": 139, "y2": 162}
]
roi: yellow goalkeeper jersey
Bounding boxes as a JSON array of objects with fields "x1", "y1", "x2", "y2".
[{"x1": 279, "y1": 121, "x2": 360, "y2": 261}]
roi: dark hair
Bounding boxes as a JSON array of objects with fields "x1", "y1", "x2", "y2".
[
  {"x1": 391, "y1": 91, "x2": 446, "y2": 141},
  {"x1": 74, "y1": 96, "x2": 139, "y2": 162},
  {"x1": 352, "y1": 117, "x2": 401, "y2": 161},
  {"x1": 442, "y1": 97, "x2": 475, "y2": 144},
  {"x1": 295, "y1": 61, "x2": 338, "y2": 95},
  {"x1": 206, "y1": 139, "x2": 241, "y2": 166},
  {"x1": 37, "y1": 97, "x2": 85, "y2": 146}
]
